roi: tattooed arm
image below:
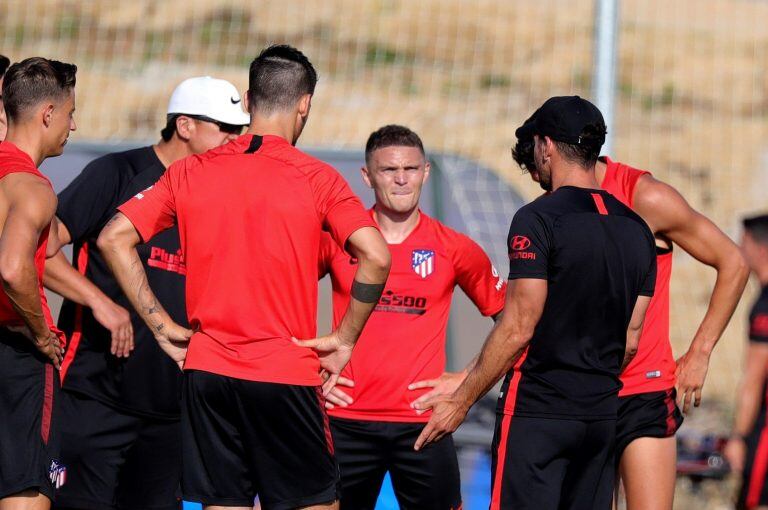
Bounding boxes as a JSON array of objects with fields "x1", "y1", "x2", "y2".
[{"x1": 97, "y1": 213, "x2": 192, "y2": 368}]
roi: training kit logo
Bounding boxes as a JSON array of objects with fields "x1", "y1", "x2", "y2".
[
  {"x1": 49, "y1": 460, "x2": 67, "y2": 489},
  {"x1": 509, "y1": 235, "x2": 536, "y2": 260},
  {"x1": 147, "y1": 247, "x2": 187, "y2": 275},
  {"x1": 375, "y1": 290, "x2": 428, "y2": 315},
  {"x1": 412, "y1": 249, "x2": 435, "y2": 278},
  {"x1": 134, "y1": 185, "x2": 153, "y2": 200},
  {"x1": 230, "y1": 96, "x2": 241, "y2": 104}
]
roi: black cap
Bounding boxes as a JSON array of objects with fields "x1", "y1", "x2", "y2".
[{"x1": 515, "y1": 96, "x2": 606, "y2": 146}]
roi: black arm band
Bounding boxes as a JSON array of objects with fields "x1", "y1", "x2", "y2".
[{"x1": 351, "y1": 280, "x2": 385, "y2": 304}]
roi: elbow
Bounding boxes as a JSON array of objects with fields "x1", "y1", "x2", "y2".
[
  {"x1": 371, "y1": 246, "x2": 392, "y2": 277},
  {"x1": 96, "y1": 226, "x2": 123, "y2": 259},
  {"x1": 735, "y1": 252, "x2": 750, "y2": 288},
  {"x1": 0, "y1": 256, "x2": 28, "y2": 292}
]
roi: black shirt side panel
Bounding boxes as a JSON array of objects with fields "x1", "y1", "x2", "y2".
[
  {"x1": 57, "y1": 147, "x2": 185, "y2": 419},
  {"x1": 501, "y1": 188, "x2": 656, "y2": 420}
]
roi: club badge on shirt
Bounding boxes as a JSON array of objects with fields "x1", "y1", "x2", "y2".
[{"x1": 412, "y1": 249, "x2": 435, "y2": 278}]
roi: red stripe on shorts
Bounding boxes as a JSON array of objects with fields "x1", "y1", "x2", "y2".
[
  {"x1": 60, "y1": 242, "x2": 89, "y2": 383},
  {"x1": 315, "y1": 387, "x2": 335, "y2": 455},
  {"x1": 591, "y1": 193, "x2": 609, "y2": 215},
  {"x1": 490, "y1": 413, "x2": 513, "y2": 510},
  {"x1": 664, "y1": 389, "x2": 677, "y2": 436},
  {"x1": 747, "y1": 383, "x2": 768, "y2": 507},
  {"x1": 41, "y1": 363, "x2": 54, "y2": 444}
]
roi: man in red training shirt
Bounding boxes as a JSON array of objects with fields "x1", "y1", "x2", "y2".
[
  {"x1": 0, "y1": 57, "x2": 77, "y2": 509},
  {"x1": 510, "y1": 115, "x2": 748, "y2": 509},
  {"x1": 321, "y1": 125, "x2": 506, "y2": 509},
  {"x1": 97, "y1": 45, "x2": 391, "y2": 510}
]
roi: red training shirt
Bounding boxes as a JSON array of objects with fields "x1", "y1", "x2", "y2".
[
  {"x1": 0, "y1": 142, "x2": 64, "y2": 344},
  {"x1": 319, "y1": 211, "x2": 506, "y2": 422},
  {"x1": 118, "y1": 134, "x2": 375, "y2": 385},
  {"x1": 600, "y1": 156, "x2": 676, "y2": 396}
]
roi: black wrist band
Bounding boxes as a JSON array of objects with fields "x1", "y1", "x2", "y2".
[{"x1": 351, "y1": 280, "x2": 385, "y2": 303}]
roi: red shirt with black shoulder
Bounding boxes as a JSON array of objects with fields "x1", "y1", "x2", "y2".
[
  {"x1": 0, "y1": 142, "x2": 63, "y2": 344},
  {"x1": 319, "y1": 211, "x2": 506, "y2": 422},
  {"x1": 118, "y1": 134, "x2": 375, "y2": 385},
  {"x1": 600, "y1": 156, "x2": 676, "y2": 396}
]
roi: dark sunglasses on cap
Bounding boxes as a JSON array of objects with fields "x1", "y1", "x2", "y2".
[{"x1": 185, "y1": 114, "x2": 244, "y2": 135}]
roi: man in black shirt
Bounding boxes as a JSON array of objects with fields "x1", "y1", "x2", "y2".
[
  {"x1": 725, "y1": 214, "x2": 768, "y2": 509},
  {"x1": 46, "y1": 76, "x2": 248, "y2": 510},
  {"x1": 414, "y1": 96, "x2": 657, "y2": 509}
]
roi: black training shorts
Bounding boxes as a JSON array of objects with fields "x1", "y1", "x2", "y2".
[
  {"x1": 330, "y1": 416, "x2": 461, "y2": 510},
  {"x1": 615, "y1": 388, "x2": 683, "y2": 459},
  {"x1": 0, "y1": 327, "x2": 61, "y2": 501},
  {"x1": 490, "y1": 414, "x2": 616, "y2": 510},
  {"x1": 181, "y1": 370, "x2": 339, "y2": 509}
]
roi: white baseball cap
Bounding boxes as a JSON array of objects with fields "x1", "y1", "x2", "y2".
[{"x1": 167, "y1": 76, "x2": 250, "y2": 126}]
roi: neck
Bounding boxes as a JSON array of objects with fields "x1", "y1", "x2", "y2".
[
  {"x1": 153, "y1": 137, "x2": 194, "y2": 169},
  {"x1": 373, "y1": 205, "x2": 420, "y2": 244},
  {"x1": 757, "y1": 267, "x2": 768, "y2": 287},
  {"x1": 595, "y1": 158, "x2": 607, "y2": 185},
  {"x1": 246, "y1": 114, "x2": 296, "y2": 144},
  {"x1": 4, "y1": 125, "x2": 46, "y2": 166},
  {"x1": 551, "y1": 161, "x2": 600, "y2": 192}
]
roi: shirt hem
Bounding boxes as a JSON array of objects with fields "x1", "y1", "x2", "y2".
[
  {"x1": 618, "y1": 380, "x2": 675, "y2": 397},
  {"x1": 182, "y1": 365, "x2": 321, "y2": 386},
  {"x1": 327, "y1": 409, "x2": 429, "y2": 423},
  {"x1": 498, "y1": 410, "x2": 617, "y2": 421},
  {"x1": 61, "y1": 384, "x2": 180, "y2": 421}
]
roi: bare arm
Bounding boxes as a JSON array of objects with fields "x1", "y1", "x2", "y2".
[
  {"x1": 414, "y1": 279, "x2": 547, "y2": 450},
  {"x1": 633, "y1": 176, "x2": 749, "y2": 411},
  {"x1": 97, "y1": 213, "x2": 191, "y2": 368},
  {"x1": 0, "y1": 175, "x2": 62, "y2": 366},
  {"x1": 623, "y1": 295, "x2": 651, "y2": 371},
  {"x1": 294, "y1": 226, "x2": 391, "y2": 395}
]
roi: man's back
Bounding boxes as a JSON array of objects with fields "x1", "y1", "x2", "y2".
[
  {"x1": 118, "y1": 134, "x2": 374, "y2": 385},
  {"x1": 500, "y1": 186, "x2": 656, "y2": 419}
]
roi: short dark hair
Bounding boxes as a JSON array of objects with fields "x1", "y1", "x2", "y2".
[
  {"x1": 0, "y1": 55, "x2": 10, "y2": 79},
  {"x1": 548, "y1": 120, "x2": 606, "y2": 168},
  {"x1": 365, "y1": 125, "x2": 425, "y2": 165},
  {"x1": 247, "y1": 45, "x2": 317, "y2": 115},
  {"x1": 2, "y1": 57, "x2": 77, "y2": 122},
  {"x1": 512, "y1": 137, "x2": 536, "y2": 173},
  {"x1": 744, "y1": 214, "x2": 768, "y2": 245},
  {"x1": 160, "y1": 115, "x2": 180, "y2": 142}
]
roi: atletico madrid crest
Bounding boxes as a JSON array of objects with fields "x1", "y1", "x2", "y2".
[
  {"x1": 412, "y1": 249, "x2": 435, "y2": 278},
  {"x1": 49, "y1": 460, "x2": 67, "y2": 489}
]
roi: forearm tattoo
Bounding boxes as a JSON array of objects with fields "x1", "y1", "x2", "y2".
[
  {"x1": 129, "y1": 252, "x2": 166, "y2": 332},
  {"x1": 351, "y1": 280, "x2": 385, "y2": 304}
]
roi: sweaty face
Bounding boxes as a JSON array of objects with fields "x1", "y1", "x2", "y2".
[
  {"x1": 364, "y1": 146, "x2": 429, "y2": 215},
  {"x1": 188, "y1": 119, "x2": 241, "y2": 154},
  {"x1": 0, "y1": 75, "x2": 6, "y2": 141},
  {"x1": 47, "y1": 89, "x2": 76, "y2": 157}
]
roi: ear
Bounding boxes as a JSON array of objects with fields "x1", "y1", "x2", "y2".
[
  {"x1": 298, "y1": 94, "x2": 312, "y2": 118},
  {"x1": 175, "y1": 115, "x2": 193, "y2": 142},
  {"x1": 360, "y1": 165, "x2": 373, "y2": 189},
  {"x1": 42, "y1": 103, "x2": 55, "y2": 128},
  {"x1": 243, "y1": 91, "x2": 251, "y2": 113},
  {"x1": 422, "y1": 159, "x2": 431, "y2": 185}
]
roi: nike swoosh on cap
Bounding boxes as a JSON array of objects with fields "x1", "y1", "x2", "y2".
[{"x1": 230, "y1": 97, "x2": 241, "y2": 104}]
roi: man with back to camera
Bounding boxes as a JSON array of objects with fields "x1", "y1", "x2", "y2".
[
  {"x1": 724, "y1": 214, "x2": 768, "y2": 510},
  {"x1": 46, "y1": 76, "x2": 249, "y2": 510},
  {"x1": 510, "y1": 113, "x2": 748, "y2": 509},
  {"x1": 319, "y1": 124, "x2": 506, "y2": 509},
  {"x1": 0, "y1": 54, "x2": 11, "y2": 141},
  {"x1": 413, "y1": 96, "x2": 657, "y2": 509},
  {"x1": 97, "y1": 44, "x2": 391, "y2": 510},
  {"x1": 0, "y1": 56, "x2": 77, "y2": 510}
]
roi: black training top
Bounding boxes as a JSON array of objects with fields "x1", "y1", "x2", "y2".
[
  {"x1": 749, "y1": 285, "x2": 768, "y2": 425},
  {"x1": 57, "y1": 146, "x2": 186, "y2": 420},
  {"x1": 497, "y1": 186, "x2": 657, "y2": 420}
]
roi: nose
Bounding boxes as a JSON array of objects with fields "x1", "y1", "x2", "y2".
[
  {"x1": 394, "y1": 169, "x2": 407, "y2": 185},
  {"x1": 70, "y1": 118, "x2": 77, "y2": 131}
]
